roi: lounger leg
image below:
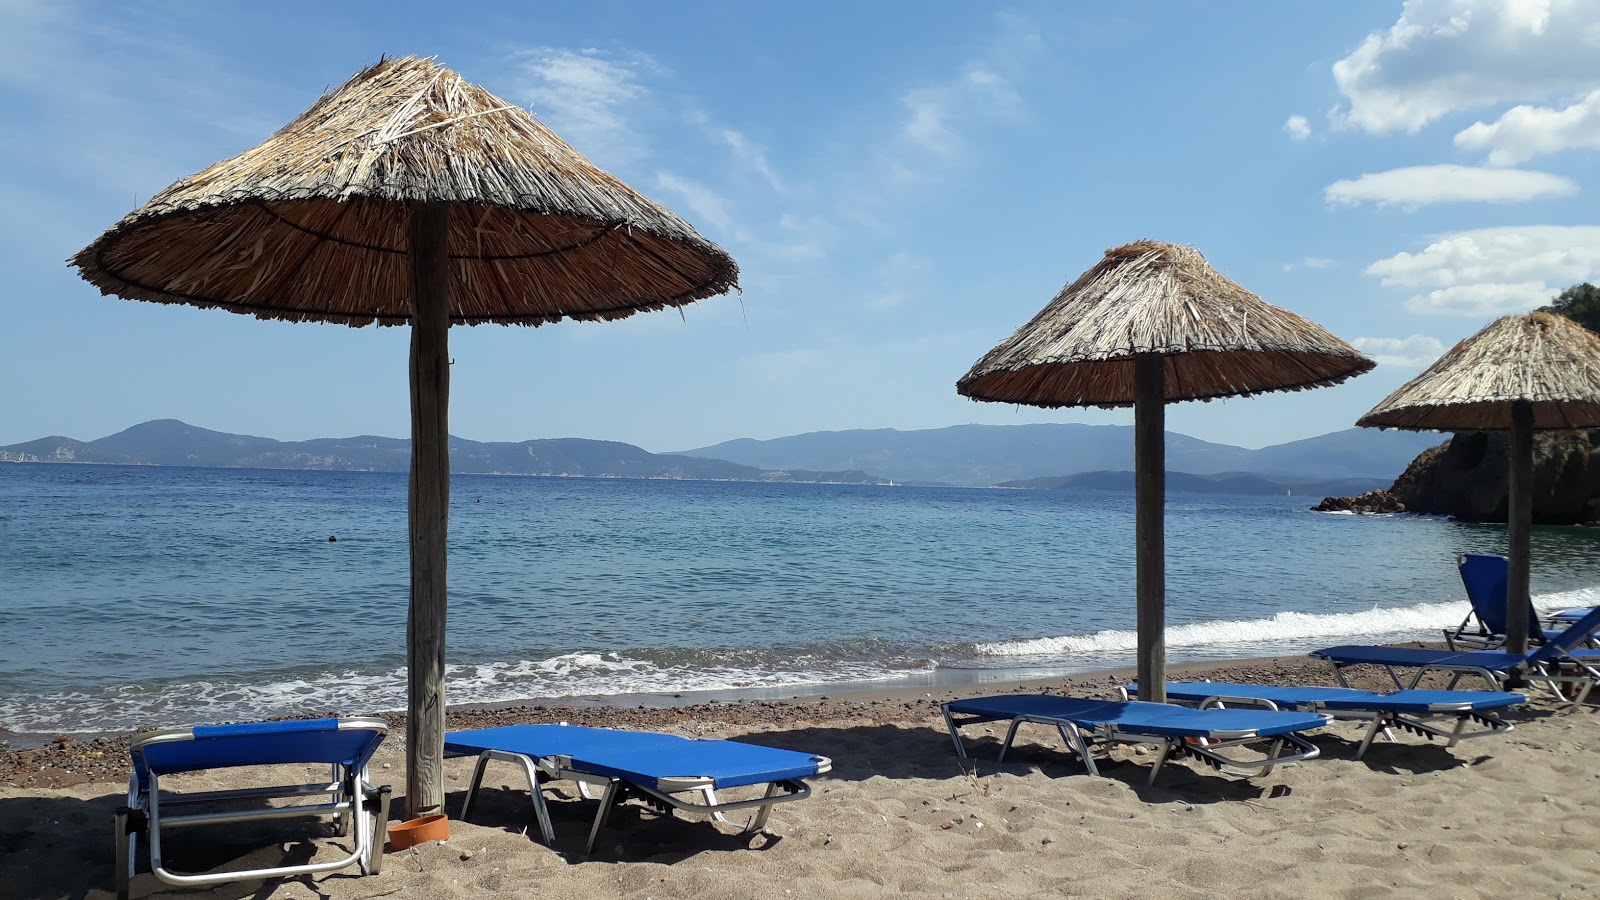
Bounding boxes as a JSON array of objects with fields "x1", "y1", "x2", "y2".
[
  {"x1": 115, "y1": 806, "x2": 133, "y2": 900},
  {"x1": 999, "y1": 719, "x2": 1028, "y2": 762},
  {"x1": 940, "y1": 706, "x2": 969, "y2": 759},
  {"x1": 584, "y1": 780, "x2": 621, "y2": 856},
  {"x1": 1258, "y1": 737, "x2": 1284, "y2": 777},
  {"x1": 1059, "y1": 722, "x2": 1098, "y2": 778},
  {"x1": 699, "y1": 786, "x2": 728, "y2": 825},
  {"x1": 745, "y1": 783, "x2": 781, "y2": 833},
  {"x1": 1355, "y1": 717, "x2": 1386, "y2": 759},
  {"x1": 460, "y1": 751, "x2": 555, "y2": 846},
  {"x1": 334, "y1": 764, "x2": 350, "y2": 836},
  {"x1": 1147, "y1": 742, "x2": 1172, "y2": 786},
  {"x1": 365, "y1": 785, "x2": 391, "y2": 876},
  {"x1": 460, "y1": 754, "x2": 492, "y2": 822}
]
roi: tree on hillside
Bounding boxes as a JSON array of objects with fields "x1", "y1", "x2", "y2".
[{"x1": 1540, "y1": 282, "x2": 1600, "y2": 334}]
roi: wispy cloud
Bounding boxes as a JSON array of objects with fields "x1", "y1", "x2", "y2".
[
  {"x1": 511, "y1": 47, "x2": 658, "y2": 164},
  {"x1": 1365, "y1": 225, "x2": 1600, "y2": 315},
  {"x1": 718, "y1": 128, "x2": 783, "y2": 192},
  {"x1": 1350, "y1": 334, "x2": 1446, "y2": 367},
  {"x1": 1324, "y1": 164, "x2": 1578, "y2": 208},
  {"x1": 1284, "y1": 115, "x2": 1311, "y2": 140},
  {"x1": 882, "y1": 15, "x2": 1042, "y2": 182},
  {"x1": 654, "y1": 171, "x2": 736, "y2": 234}
]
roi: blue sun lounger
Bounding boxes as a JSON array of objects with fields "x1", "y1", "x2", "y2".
[
  {"x1": 1446, "y1": 552, "x2": 1597, "y2": 650},
  {"x1": 443, "y1": 724, "x2": 831, "y2": 855},
  {"x1": 940, "y1": 695, "x2": 1327, "y2": 786},
  {"x1": 1123, "y1": 681, "x2": 1525, "y2": 758},
  {"x1": 116, "y1": 717, "x2": 391, "y2": 900},
  {"x1": 1313, "y1": 604, "x2": 1600, "y2": 710}
]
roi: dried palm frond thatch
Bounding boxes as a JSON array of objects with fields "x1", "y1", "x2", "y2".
[
  {"x1": 957, "y1": 240, "x2": 1373, "y2": 407},
  {"x1": 1358, "y1": 311, "x2": 1600, "y2": 431},
  {"x1": 71, "y1": 55, "x2": 738, "y2": 326}
]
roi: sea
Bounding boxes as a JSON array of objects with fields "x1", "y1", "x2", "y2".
[{"x1": 3, "y1": 462, "x2": 1598, "y2": 736}]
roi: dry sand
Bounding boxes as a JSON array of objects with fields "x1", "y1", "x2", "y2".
[{"x1": 3, "y1": 655, "x2": 1598, "y2": 900}]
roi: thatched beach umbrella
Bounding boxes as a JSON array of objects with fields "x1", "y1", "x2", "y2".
[
  {"x1": 957, "y1": 240, "x2": 1372, "y2": 702},
  {"x1": 1358, "y1": 311, "x2": 1600, "y2": 654},
  {"x1": 70, "y1": 56, "x2": 737, "y2": 815}
]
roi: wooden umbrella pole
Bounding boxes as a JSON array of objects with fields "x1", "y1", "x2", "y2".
[
  {"x1": 1505, "y1": 400, "x2": 1534, "y2": 656},
  {"x1": 1134, "y1": 353, "x2": 1166, "y2": 703},
  {"x1": 407, "y1": 201, "x2": 451, "y2": 816}
]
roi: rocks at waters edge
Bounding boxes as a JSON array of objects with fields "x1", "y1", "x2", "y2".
[
  {"x1": 1312, "y1": 490, "x2": 1405, "y2": 514},
  {"x1": 1312, "y1": 429, "x2": 1600, "y2": 525}
]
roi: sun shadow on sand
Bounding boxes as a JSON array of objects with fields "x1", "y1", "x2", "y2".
[
  {"x1": 0, "y1": 791, "x2": 378, "y2": 900},
  {"x1": 441, "y1": 782, "x2": 786, "y2": 865}
]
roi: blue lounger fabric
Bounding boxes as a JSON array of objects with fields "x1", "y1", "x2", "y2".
[
  {"x1": 444, "y1": 724, "x2": 830, "y2": 854},
  {"x1": 942, "y1": 695, "x2": 1326, "y2": 739},
  {"x1": 133, "y1": 718, "x2": 383, "y2": 786},
  {"x1": 941, "y1": 694, "x2": 1327, "y2": 785},
  {"x1": 1136, "y1": 681, "x2": 1526, "y2": 758},
  {"x1": 445, "y1": 724, "x2": 828, "y2": 788}
]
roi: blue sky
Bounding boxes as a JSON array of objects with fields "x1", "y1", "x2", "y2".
[{"x1": 4, "y1": 1, "x2": 1598, "y2": 451}]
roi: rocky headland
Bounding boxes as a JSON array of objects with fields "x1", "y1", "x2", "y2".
[{"x1": 1314, "y1": 429, "x2": 1600, "y2": 524}]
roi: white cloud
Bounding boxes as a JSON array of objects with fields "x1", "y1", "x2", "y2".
[
  {"x1": 888, "y1": 21, "x2": 1038, "y2": 175},
  {"x1": 1331, "y1": 0, "x2": 1600, "y2": 135},
  {"x1": 1324, "y1": 164, "x2": 1577, "y2": 208},
  {"x1": 1281, "y1": 257, "x2": 1339, "y2": 272},
  {"x1": 1284, "y1": 115, "x2": 1312, "y2": 140},
  {"x1": 1454, "y1": 87, "x2": 1600, "y2": 163},
  {"x1": 1350, "y1": 334, "x2": 1447, "y2": 366},
  {"x1": 513, "y1": 47, "x2": 657, "y2": 162},
  {"x1": 1365, "y1": 225, "x2": 1600, "y2": 315},
  {"x1": 1403, "y1": 282, "x2": 1558, "y2": 316},
  {"x1": 654, "y1": 172, "x2": 735, "y2": 234},
  {"x1": 719, "y1": 129, "x2": 783, "y2": 192}
]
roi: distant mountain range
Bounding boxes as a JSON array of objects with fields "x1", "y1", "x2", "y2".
[
  {"x1": 678, "y1": 423, "x2": 1441, "y2": 487},
  {"x1": 0, "y1": 419, "x2": 1442, "y2": 491},
  {"x1": 0, "y1": 420, "x2": 884, "y2": 484}
]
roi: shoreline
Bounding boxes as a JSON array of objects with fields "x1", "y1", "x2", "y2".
[
  {"x1": 0, "y1": 653, "x2": 1326, "y2": 753},
  {"x1": 0, "y1": 650, "x2": 1378, "y2": 784}
]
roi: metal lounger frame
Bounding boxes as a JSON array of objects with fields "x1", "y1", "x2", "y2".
[
  {"x1": 457, "y1": 748, "x2": 825, "y2": 855},
  {"x1": 115, "y1": 717, "x2": 391, "y2": 900},
  {"x1": 1128, "y1": 686, "x2": 1515, "y2": 759},
  {"x1": 940, "y1": 704, "x2": 1321, "y2": 787},
  {"x1": 1323, "y1": 655, "x2": 1598, "y2": 712}
]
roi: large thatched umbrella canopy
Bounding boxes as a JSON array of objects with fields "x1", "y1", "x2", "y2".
[
  {"x1": 958, "y1": 240, "x2": 1372, "y2": 702},
  {"x1": 71, "y1": 56, "x2": 737, "y2": 815},
  {"x1": 1358, "y1": 311, "x2": 1600, "y2": 654}
]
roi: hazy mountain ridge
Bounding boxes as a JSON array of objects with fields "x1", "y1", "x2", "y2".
[
  {"x1": 1, "y1": 419, "x2": 1440, "y2": 488},
  {"x1": 680, "y1": 423, "x2": 1441, "y2": 486},
  {"x1": 0, "y1": 420, "x2": 886, "y2": 484}
]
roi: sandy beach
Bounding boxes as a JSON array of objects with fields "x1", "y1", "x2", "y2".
[{"x1": 4, "y1": 653, "x2": 1598, "y2": 900}]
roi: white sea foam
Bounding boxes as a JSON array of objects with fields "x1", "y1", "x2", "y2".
[
  {"x1": 0, "y1": 652, "x2": 938, "y2": 734},
  {"x1": 973, "y1": 586, "x2": 1600, "y2": 659}
]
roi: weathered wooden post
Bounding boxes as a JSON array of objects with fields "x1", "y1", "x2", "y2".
[
  {"x1": 1504, "y1": 400, "x2": 1533, "y2": 656},
  {"x1": 1134, "y1": 353, "x2": 1166, "y2": 703},
  {"x1": 407, "y1": 201, "x2": 450, "y2": 815}
]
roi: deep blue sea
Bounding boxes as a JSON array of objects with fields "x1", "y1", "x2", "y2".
[{"x1": 3, "y1": 462, "x2": 1598, "y2": 735}]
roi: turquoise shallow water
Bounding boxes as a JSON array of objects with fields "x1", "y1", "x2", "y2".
[{"x1": 2, "y1": 462, "x2": 1597, "y2": 733}]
